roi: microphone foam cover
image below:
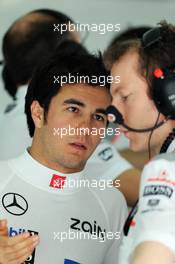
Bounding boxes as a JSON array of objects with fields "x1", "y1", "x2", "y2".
[{"x1": 106, "y1": 105, "x2": 124, "y2": 124}]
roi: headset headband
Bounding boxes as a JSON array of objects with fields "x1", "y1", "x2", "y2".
[{"x1": 142, "y1": 27, "x2": 162, "y2": 48}]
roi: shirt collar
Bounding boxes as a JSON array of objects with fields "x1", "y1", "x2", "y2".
[{"x1": 8, "y1": 150, "x2": 85, "y2": 194}]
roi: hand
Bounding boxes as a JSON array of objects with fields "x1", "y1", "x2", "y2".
[{"x1": 0, "y1": 219, "x2": 39, "y2": 264}]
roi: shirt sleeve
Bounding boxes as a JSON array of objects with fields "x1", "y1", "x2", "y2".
[{"x1": 131, "y1": 159, "x2": 175, "y2": 256}]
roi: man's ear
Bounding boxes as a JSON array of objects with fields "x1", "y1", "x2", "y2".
[{"x1": 30, "y1": 101, "x2": 44, "y2": 129}]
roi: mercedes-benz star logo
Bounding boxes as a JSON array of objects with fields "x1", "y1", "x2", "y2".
[{"x1": 2, "y1": 193, "x2": 28, "y2": 216}]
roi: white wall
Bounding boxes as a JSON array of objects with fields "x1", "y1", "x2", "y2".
[{"x1": 0, "y1": 0, "x2": 175, "y2": 111}]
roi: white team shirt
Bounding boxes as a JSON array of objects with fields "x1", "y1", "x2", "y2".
[
  {"x1": 85, "y1": 140, "x2": 132, "y2": 181},
  {"x1": 0, "y1": 150, "x2": 127, "y2": 264},
  {"x1": 112, "y1": 133, "x2": 130, "y2": 151},
  {"x1": 0, "y1": 85, "x2": 132, "y2": 181},
  {"x1": 118, "y1": 141, "x2": 175, "y2": 264}
]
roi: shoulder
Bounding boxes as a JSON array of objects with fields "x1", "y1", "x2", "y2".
[
  {"x1": 139, "y1": 156, "x2": 175, "y2": 211},
  {"x1": 89, "y1": 184, "x2": 128, "y2": 225},
  {"x1": 0, "y1": 159, "x2": 14, "y2": 189},
  {"x1": 153, "y1": 152, "x2": 175, "y2": 162},
  {"x1": 141, "y1": 156, "x2": 175, "y2": 183},
  {"x1": 133, "y1": 155, "x2": 175, "y2": 258}
]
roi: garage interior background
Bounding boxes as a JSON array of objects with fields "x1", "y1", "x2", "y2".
[{"x1": 0, "y1": 0, "x2": 174, "y2": 112}]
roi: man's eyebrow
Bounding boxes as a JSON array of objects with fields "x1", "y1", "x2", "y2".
[
  {"x1": 63, "y1": 99, "x2": 85, "y2": 107},
  {"x1": 110, "y1": 85, "x2": 122, "y2": 95},
  {"x1": 96, "y1": 108, "x2": 107, "y2": 115},
  {"x1": 63, "y1": 99, "x2": 107, "y2": 115}
]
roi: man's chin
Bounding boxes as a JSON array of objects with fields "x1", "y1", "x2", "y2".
[
  {"x1": 130, "y1": 141, "x2": 147, "y2": 153},
  {"x1": 65, "y1": 160, "x2": 86, "y2": 172}
]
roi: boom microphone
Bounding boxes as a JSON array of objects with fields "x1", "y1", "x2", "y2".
[{"x1": 106, "y1": 105, "x2": 170, "y2": 133}]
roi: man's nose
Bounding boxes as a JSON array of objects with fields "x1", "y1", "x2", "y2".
[
  {"x1": 76, "y1": 117, "x2": 92, "y2": 134},
  {"x1": 111, "y1": 98, "x2": 123, "y2": 113}
]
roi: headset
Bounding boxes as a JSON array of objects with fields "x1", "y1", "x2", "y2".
[{"x1": 107, "y1": 26, "x2": 175, "y2": 131}]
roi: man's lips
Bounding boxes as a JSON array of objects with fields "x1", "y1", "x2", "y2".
[{"x1": 69, "y1": 142, "x2": 87, "y2": 150}]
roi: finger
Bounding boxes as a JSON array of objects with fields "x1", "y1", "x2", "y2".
[
  {"x1": 0, "y1": 232, "x2": 30, "y2": 246},
  {"x1": 0, "y1": 219, "x2": 7, "y2": 230},
  {"x1": 8, "y1": 241, "x2": 38, "y2": 263},
  {"x1": 1, "y1": 236, "x2": 39, "y2": 263},
  {"x1": 0, "y1": 219, "x2": 8, "y2": 236},
  {"x1": 11, "y1": 234, "x2": 39, "y2": 252},
  {"x1": 0, "y1": 228, "x2": 8, "y2": 236},
  {"x1": 0, "y1": 219, "x2": 7, "y2": 228}
]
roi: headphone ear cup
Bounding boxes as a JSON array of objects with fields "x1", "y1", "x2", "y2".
[{"x1": 152, "y1": 72, "x2": 175, "y2": 119}]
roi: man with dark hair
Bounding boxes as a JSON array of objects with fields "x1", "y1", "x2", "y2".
[
  {"x1": 0, "y1": 9, "x2": 135, "y2": 209},
  {"x1": 114, "y1": 26, "x2": 151, "y2": 41},
  {"x1": 0, "y1": 8, "x2": 80, "y2": 160},
  {"x1": 106, "y1": 21, "x2": 175, "y2": 263},
  {"x1": 0, "y1": 43, "x2": 127, "y2": 263},
  {"x1": 105, "y1": 26, "x2": 151, "y2": 61}
]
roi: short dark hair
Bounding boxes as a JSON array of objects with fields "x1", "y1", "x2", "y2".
[
  {"x1": 2, "y1": 9, "x2": 74, "y2": 99},
  {"x1": 104, "y1": 21, "x2": 175, "y2": 97},
  {"x1": 104, "y1": 26, "x2": 151, "y2": 70},
  {"x1": 25, "y1": 40, "x2": 110, "y2": 137},
  {"x1": 110, "y1": 26, "x2": 151, "y2": 45}
]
